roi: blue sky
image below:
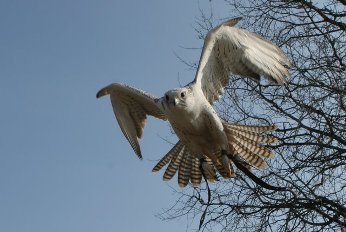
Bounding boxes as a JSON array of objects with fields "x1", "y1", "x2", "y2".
[{"x1": 0, "y1": 1, "x2": 231, "y2": 231}]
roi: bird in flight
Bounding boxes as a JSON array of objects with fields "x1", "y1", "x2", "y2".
[{"x1": 97, "y1": 17, "x2": 290, "y2": 190}]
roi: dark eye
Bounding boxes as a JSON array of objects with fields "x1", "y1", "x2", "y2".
[
  {"x1": 165, "y1": 95, "x2": 169, "y2": 101},
  {"x1": 180, "y1": 92, "x2": 185, "y2": 98}
]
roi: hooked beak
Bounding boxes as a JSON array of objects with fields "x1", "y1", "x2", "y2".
[
  {"x1": 164, "y1": 96, "x2": 179, "y2": 108},
  {"x1": 173, "y1": 98, "x2": 179, "y2": 106}
]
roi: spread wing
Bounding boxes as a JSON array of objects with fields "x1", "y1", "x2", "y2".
[
  {"x1": 192, "y1": 17, "x2": 291, "y2": 104},
  {"x1": 97, "y1": 83, "x2": 167, "y2": 159}
]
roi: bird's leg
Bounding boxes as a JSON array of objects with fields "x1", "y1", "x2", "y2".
[
  {"x1": 199, "y1": 158, "x2": 218, "y2": 181},
  {"x1": 221, "y1": 149, "x2": 231, "y2": 165},
  {"x1": 220, "y1": 149, "x2": 233, "y2": 178},
  {"x1": 228, "y1": 153, "x2": 286, "y2": 191}
]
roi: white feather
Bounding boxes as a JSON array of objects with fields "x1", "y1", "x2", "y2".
[
  {"x1": 192, "y1": 18, "x2": 290, "y2": 104},
  {"x1": 96, "y1": 83, "x2": 167, "y2": 158}
]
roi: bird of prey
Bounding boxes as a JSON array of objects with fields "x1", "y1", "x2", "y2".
[{"x1": 96, "y1": 17, "x2": 290, "y2": 189}]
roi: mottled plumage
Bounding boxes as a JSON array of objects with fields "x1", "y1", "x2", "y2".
[{"x1": 97, "y1": 17, "x2": 290, "y2": 188}]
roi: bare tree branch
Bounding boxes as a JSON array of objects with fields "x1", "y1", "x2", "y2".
[{"x1": 159, "y1": 0, "x2": 346, "y2": 231}]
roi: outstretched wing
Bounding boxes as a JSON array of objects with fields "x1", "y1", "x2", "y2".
[
  {"x1": 97, "y1": 83, "x2": 166, "y2": 159},
  {"x1": 192, "y1": 17, "x2": 291, "y2": 104}
]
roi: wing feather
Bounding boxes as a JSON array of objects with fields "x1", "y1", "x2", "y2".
[
  {"x1": 97, "y1": 83, "x2": 166, "y2": 159},
  {"x1": 192, "y1": 17, "x2": 290, "y2": 104}
]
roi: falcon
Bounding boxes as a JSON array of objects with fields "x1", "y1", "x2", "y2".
[{"x1": 96, "y1": 17, "x2": 290, "y2": 189}]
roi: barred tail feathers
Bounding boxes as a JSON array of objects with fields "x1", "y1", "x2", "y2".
[
  {"x1": 153, "y1": 141, "x2": 203, "y2": 187},
  {"x1": 178, "y1": 150, "x2": 192, "y2": 187},
  {"x1": 152, "y1": 141, "x2": 184, "y2": 172},
  {"x1": 223, "y1": 122, "x2": 278, "y2": 169},
  {"x1": 152, "y1": 123, "x2": 278, "y2": 187},
  {"x1": 190, "y1": 158, "x2": 202, "y2": 187},
  {"x1": 225, "y1": 123, "x2": 277, "y2": 133},
  {"x1": 162, "y1": 146, "x2": 185, "y2": 181}
]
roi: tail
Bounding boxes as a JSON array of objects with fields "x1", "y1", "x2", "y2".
[
  {"x1": 223, "y1": 122, "x2": 278, "y2": 169},
  {"x1": 202, "y1": 123, "x2": 278, "y2": 183},
  {"x1": 152, "y1": 141, "x2": 216, "y2": 188},
  {"x1": 152, "y1": 123, "x2": 279, "y2": 189}
]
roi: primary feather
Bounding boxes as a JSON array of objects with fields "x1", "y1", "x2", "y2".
[
  {"x1": 97, "y1": 84, "x2": 166, "y2": 159},
  {"x1": 192, "y1": 17, "x2": 290, "y2": 103},
  {"x1": 97, "y1": 17, "x2": 289, "y2": 189}
]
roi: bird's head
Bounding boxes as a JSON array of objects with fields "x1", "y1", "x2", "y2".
[{"x1": 162, "y1": 87, "x2": 193, "y2": 112}]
